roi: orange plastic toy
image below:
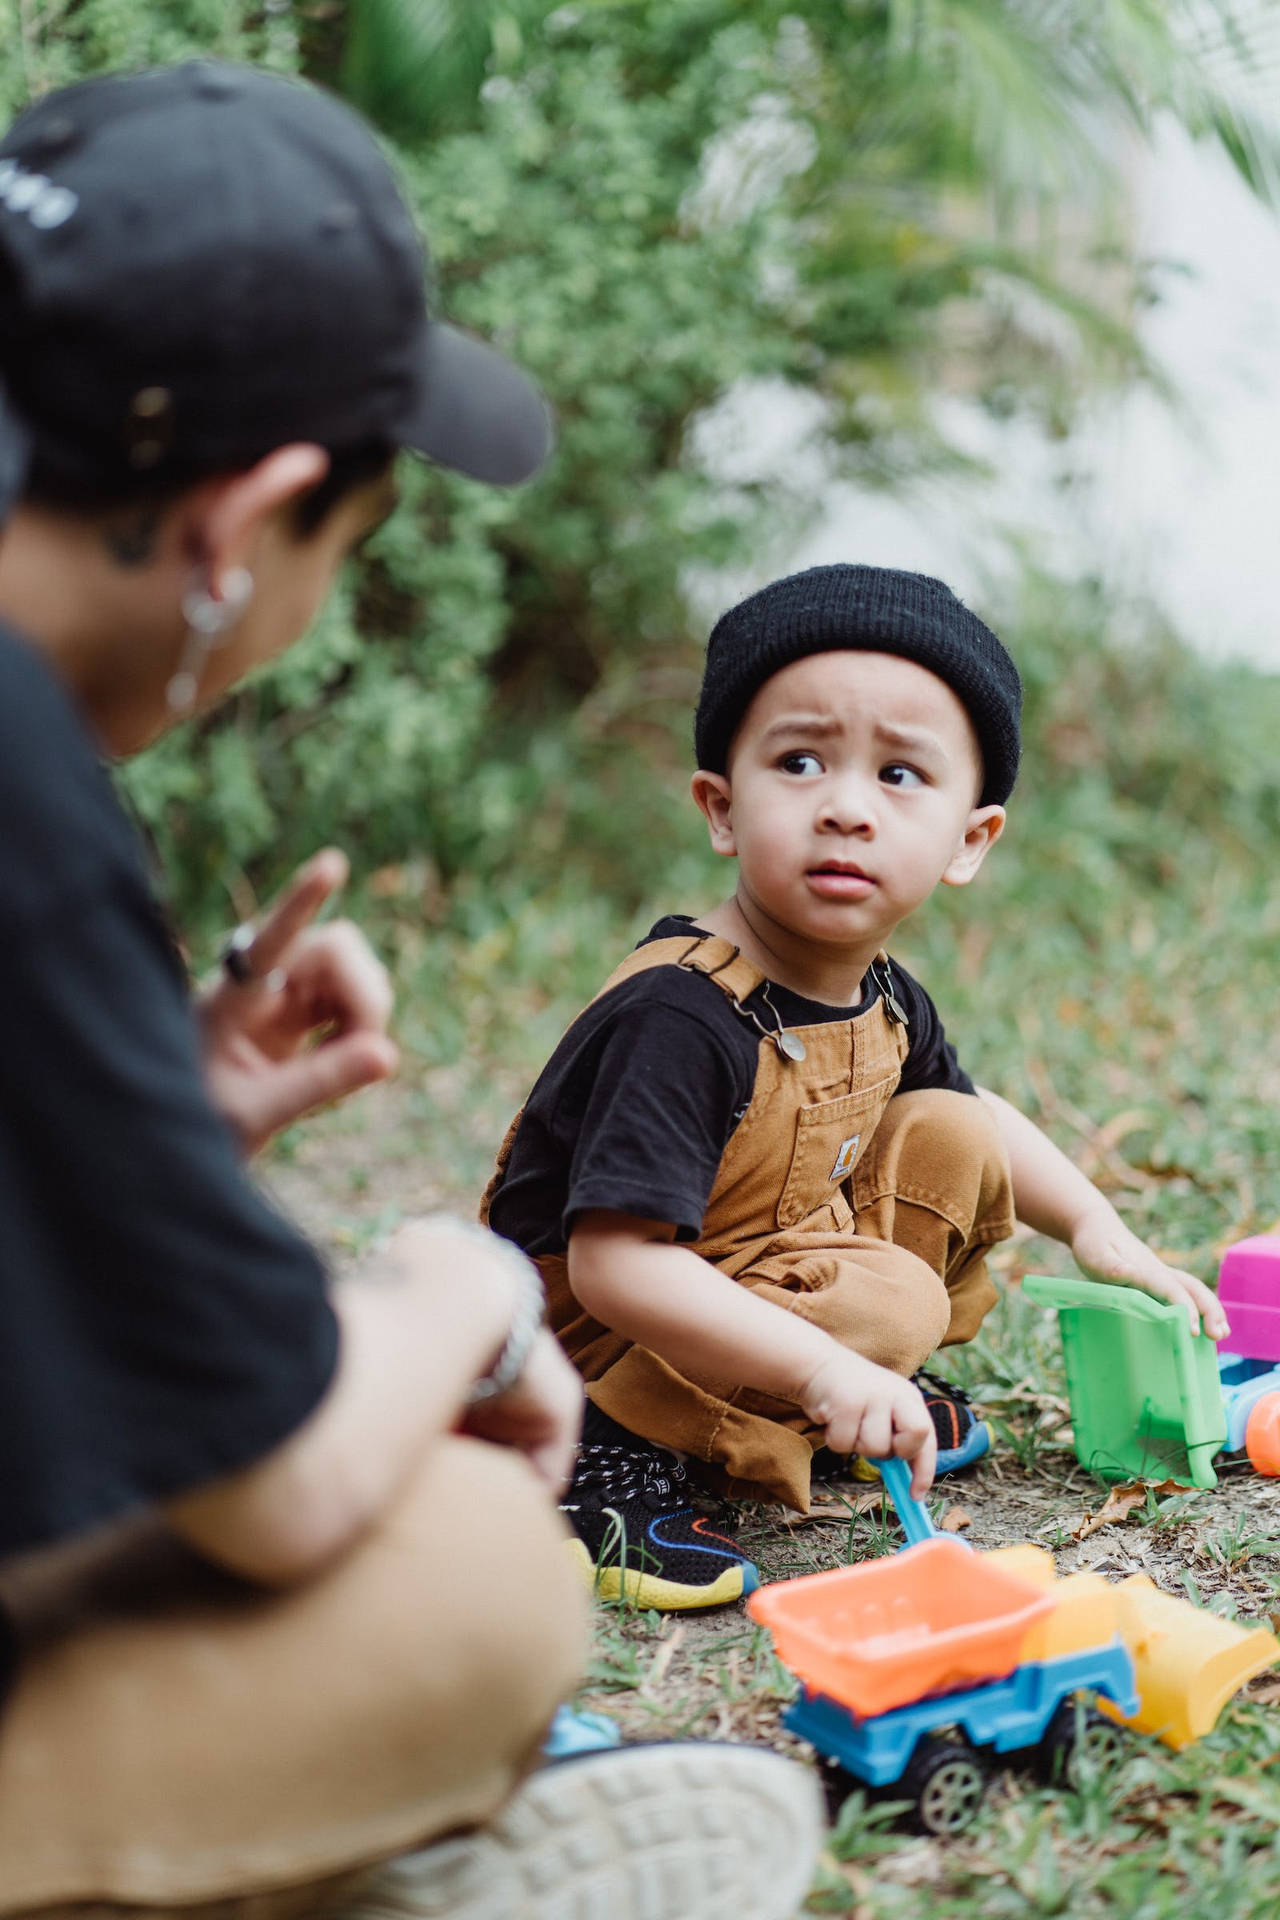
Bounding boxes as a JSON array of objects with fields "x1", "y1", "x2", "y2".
[
  {"x1": 746, "y1": 1535, "x2": 1055, "y2": 1718},
  {"x1": 1245, "y1": 1393, "x2": 1280, "y2": 1475}
]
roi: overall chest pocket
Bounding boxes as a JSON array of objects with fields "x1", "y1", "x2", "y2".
[{"x1": 776, "y1": 1079, "x2": 899, "y2": 1230}]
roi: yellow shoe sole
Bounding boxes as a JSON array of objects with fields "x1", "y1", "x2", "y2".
[{"x1": 567, "y1": 1538, "x2": 750, "y2": 1612}]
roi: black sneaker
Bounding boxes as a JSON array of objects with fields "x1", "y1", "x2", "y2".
[
  {"x1": 563, "y1": 1406, "x2": 760, "y2": 1611},
  {"x1": 913, "y1": 1368, "x2": 990, "y2": 1472}
]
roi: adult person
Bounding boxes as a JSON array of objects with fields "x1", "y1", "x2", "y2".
[{"x1": 0, "y1": 60, "x2": 821, "y2": 1920}]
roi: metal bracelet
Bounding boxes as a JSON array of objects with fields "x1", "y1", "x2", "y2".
[{"x1": 465, "y1": 1233, "x2": 547, "y2": 1405}]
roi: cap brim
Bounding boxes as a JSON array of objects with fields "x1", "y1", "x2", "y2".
[
  {"x1": 0, "y1": 379, "x2": 31, "y2": 526},
  {"x1": 404, "y1": 322, "x2": 553, "y2": 487}
]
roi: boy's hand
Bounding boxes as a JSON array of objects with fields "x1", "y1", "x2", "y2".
[
  {"x1": 799, "y1": 1350, "x2": 937, "y2": 1497},
  {"x1": 1070, "y1": 1205, "x2": 1229, "y2": 1339}
]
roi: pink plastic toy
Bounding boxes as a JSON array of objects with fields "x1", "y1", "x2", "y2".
[{"x1": 1218, "y1": 1235, "x2": 1280, "y2": 1362}]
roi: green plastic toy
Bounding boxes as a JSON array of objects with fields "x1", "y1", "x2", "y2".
[{"x1": 1022, "y1": 1275, "x2": 1226, "y2": 1488}]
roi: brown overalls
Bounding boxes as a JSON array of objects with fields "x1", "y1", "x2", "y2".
[{"x1": 483, "y1": 934, "x2": 1015, "y2": 1510}]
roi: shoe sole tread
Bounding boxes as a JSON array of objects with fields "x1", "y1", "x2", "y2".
[{"x1": 338, "y1": 1743, "x2": 823, "y2": 1920}]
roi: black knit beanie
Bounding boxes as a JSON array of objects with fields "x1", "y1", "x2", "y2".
[{"x1": 695, "y1": 564, "x2": 1021, "y2": 807}]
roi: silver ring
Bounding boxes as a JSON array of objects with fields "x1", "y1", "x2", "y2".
[
  {"x1": 220, "y1": 925, "x2": 285, "y2": 992},
  {"x1": 221, "y1": 924, "x2": 259, "y2": 984}
]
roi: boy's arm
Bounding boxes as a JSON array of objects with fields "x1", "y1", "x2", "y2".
[
  {"x1": 976, "y1": 1088, "x2": 1228, "y2": 1338},
  {"x1": 568, "y1": 1211, "x2": 937, "y2": 1493}
]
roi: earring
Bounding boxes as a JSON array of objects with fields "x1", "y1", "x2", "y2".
[{"x1": 166, "y1": 566, "x2": 255, "y2": 716}]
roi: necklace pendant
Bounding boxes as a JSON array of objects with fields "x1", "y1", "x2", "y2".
[{"x1": 776, "y1": 1030, "x2": 807, "y2": 1062}]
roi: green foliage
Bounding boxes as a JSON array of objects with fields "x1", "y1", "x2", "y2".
[{"x1": 3, "y1": 0, "x2": 1278, "y2": 942}]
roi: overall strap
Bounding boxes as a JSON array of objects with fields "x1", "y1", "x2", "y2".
[
  {"x1": 481, "y1": 934, "x2": 769, "y2": 1224},
  {"x1": 589, "y1": 932, "x2": 767, "y2": 1012}
]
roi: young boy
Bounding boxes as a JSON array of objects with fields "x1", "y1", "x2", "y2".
[{"x1": 484, "y1": 564, "x2": 1227, "y2": 1610}]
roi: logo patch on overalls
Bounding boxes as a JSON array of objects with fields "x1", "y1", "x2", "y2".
[{"x1": 829, "y1": 1134, "x2": 861, "y2": 1182}]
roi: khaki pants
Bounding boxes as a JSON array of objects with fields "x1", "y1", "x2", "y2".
[
  {"x1": 0, "y1": 1439, "x2": 587, "y2": 1920},
  {"x1": 575, "y1": 1090, "x2": 1016, "y2": 1509}
]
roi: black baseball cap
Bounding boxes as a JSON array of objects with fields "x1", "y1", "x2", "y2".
[{"x1": 0, "y1": 60, "x2": 553, "y2": 518}]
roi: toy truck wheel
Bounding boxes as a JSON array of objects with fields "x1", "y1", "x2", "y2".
[
  {"x1": 899, "y1": 1734, "x2": 991, "y2": 1836},
  {"x1": 1035, "y1": 1700, "x2": 1127, "y2": 1786}
]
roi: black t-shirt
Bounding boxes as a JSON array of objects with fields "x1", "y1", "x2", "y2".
[
  {"x1": 0, "y1": 623, "x2": 338, "y2": 1571},
  {"x1": 489, "y1": 914, "x2": 974, "y2": 1257}
]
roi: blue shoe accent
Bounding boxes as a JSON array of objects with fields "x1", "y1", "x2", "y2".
[
  {"x1": 647, "y1": 1509, "x2": 755, "y2": 1567},
  {"x1": 913, "y1": 1369, "x2": 990, "y2": 1476},
  {"x1": 936, "y1": 1416, "x2": 990, "y2": 1475},
  {"x1": 543, "y1": 1705, "x2": 623, "y2": 1760}
]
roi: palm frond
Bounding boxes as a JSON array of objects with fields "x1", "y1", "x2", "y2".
[
  {"x1": 1169, "y1": 0, "x2": 1280, "y2": 199},
  {"x1": 873, "y1": 0, "x2": 1280, "y2": 205}
]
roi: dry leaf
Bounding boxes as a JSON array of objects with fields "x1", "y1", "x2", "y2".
[
  {"x1": 942, "y1": 1506, "x2": 972, "y2": 1532},
  {"x1": 1071, "y1": 1477, "x2": 1190, "y2": 1541},
  {"x1": 1246, "y1": 1678, "x2": 1280, "y2": 1705},
  {"x1": 876, "y1": 1840, "x2": 947, "y2": 1888},
  {"x1": 1072, "y1": 1482, "x2": 1149, "y2": 1541}
]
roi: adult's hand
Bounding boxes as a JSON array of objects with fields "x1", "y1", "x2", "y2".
[
  {"x1": 461, "y1": 1330, "x2": 585, "y2": 1499},
  {"x1": 197, "y1": 848, "x2": 398, "y2": 1154}
]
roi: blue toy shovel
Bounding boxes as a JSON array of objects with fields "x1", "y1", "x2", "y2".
[{"x1": 872, "y1": 1454, "x2": 971, "y2": 1549}]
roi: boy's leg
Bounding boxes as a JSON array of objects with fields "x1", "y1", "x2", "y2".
[
  {"x1": 849, "y1": 1087, "x2": 1016, "y2": 1345},
  {"x1": 582, "y1": 1090, "x2": 1013, "y2": 1510},
  {"x1": 0, "y1": 1438, "x2": 588, "y2": 1920},
  {"x1": 583, "y1": 1234, "x2": 957, "y2": 1513}
]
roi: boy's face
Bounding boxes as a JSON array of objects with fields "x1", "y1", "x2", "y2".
[{"x1": 692, "y1": 650, "x2": 1005, "y2": 968}]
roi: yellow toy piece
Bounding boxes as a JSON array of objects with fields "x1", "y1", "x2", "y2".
[
  {"x1": 1103, "y1": 1575, "x2": 1279, "y2": 1749},
  {"x1": 983, "y1": 1547, "x2": 1120, "y2": 1661},
  {"x1": 984, "y1": 1545, "x2": 1279, "y2": 1749}
]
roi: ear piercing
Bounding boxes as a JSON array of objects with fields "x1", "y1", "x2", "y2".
[{"x1": 166, "y1": 565, "x2": 255, "y2": 715}]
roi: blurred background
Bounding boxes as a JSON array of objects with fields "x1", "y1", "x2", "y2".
[{"x1": 3, "y1": 1, "x2": 1280, "y2": 1252}]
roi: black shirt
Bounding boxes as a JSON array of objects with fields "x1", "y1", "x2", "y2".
[
  {"x1": 0, "y1": 623, "x2": 338, "y2": 1569},
  {"x1": 489, "y1": 914, "x2": 974, "y2": 1257}
]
